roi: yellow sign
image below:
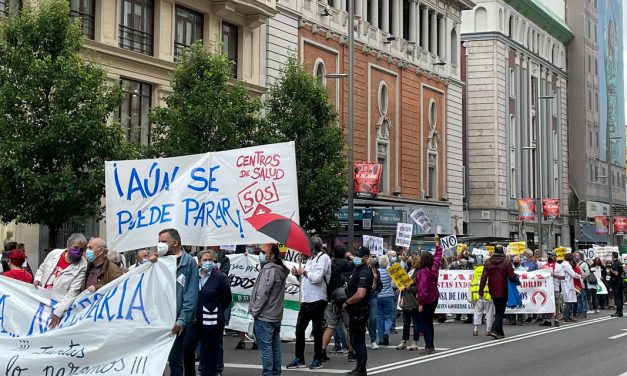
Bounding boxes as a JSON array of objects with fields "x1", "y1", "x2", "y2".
[
  {"x1": 554, "y1": 247, "x2": 568, "y2": 261},
  {"x1": 456, "y1": 243, "x2": 468, "y2": 255},
  {"x1": 278, "y1": 243, "x2": 288, "y2": 253},
  {"x1": 387, "y1": 263, "x2": 414, "y2": 291},
  {"x1": 486, "y1": 246, "x2": 495, "y2": 255},
  {"x1": 508, "y1": 242, "x2": 526, "y2": 255}
]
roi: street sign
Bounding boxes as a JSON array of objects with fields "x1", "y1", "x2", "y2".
[{"x1": 440, "y1": 235, "x2": 458, "y2": 250}]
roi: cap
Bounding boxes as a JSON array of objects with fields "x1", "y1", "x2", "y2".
[
  {"x1": 546, "y1": 251, "x2": 556, "y2": 257},
  {"x1": 7, "y1": 250, "x2": 26, "y2": 266},
  {"x1": 353, "y1": 246, "x2": 370, "y2": 258},
  {"x1": 613, "y1": 251, "x2": 619, "y2": 258}
]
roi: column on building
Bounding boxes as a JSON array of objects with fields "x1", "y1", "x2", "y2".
[
  {"x1": 382, "y1": 0, "x2": 389, "y2": 33},
  {"x1": 392, "y1": 0, "x2": 400, "y2": 37},
  {"x1": 409, "y1": 0, "x2": 416, "y2": 42},
  {"x1": 356, "y1": 0, "x2": 362, "y2": 22},
  {"x1": 371, "y1": 0, "x2": 379, "y2": 28},
  {"x1": 430, "y1": 10, "x2": 437, "y2": 54},
  {"x1": 421, "y1": 6, "x2": 428, "y2": 49},
  {"x1": 362, "y1": 0, "x2": 368, "y2": 22}
]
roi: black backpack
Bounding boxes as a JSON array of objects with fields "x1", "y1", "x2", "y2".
[
  {"x1": 327, "y1": 262, "x2": 346, "y2": 301},
  {"x1": 371, "y1": 266, "x2": 383, "y2": 294}
]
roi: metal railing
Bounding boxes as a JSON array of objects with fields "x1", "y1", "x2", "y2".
[
  {"x1": 118, "y1": 25, "x2": 153, "y2": 56},
  {"x1": 70, "y1": 9, "x2": 95, "y2": 40}
]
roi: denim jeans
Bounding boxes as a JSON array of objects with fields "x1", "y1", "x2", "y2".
[
  {"x1": 368, "y1": 294, "x2": 378, "y2": 343},
  {"x1": 577, "y1": 289, "x2": 588, "y2": 317},
  {"x1": 254, "y1": 319, "x2": 282, "y2": 376},
  {"x1": 376, "y1": 296, "x2": 396, "y2": 342},
  {"x1": 168, "y1": 327, "x2": 186, "y2": 376},
  {"x1": 418, "y1": 301, "x2": 437, "y2": 349},
  {"x1": 334, "y1": 320, "x2": 348, "y2": 348}
]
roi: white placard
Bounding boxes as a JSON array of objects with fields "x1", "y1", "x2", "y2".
[
  {"x1": 409, "y1": 208, "x2": 433, "y2": 232},
  {"x1": 106, "y1": 142, "x2": 299, "y2": 252},
  {"x1": 395, "y1": 223, "x2": 413, "y2": 247},
  {"x1": 363, "y1": 235, "x2": 384, "y2": 256},
  {"x1": 594, "y1": 246, "x2": 618, "y2": 261},
  {"x1": 0, "y1": 257, "x2": 177, "y2": 375},
  {"x1": 581, "y1": 248, "x2": 597, "y2": 260},
  {"x1": 440, "y1": 235, "x2": 458, "y2": 250},
  {"x1": 471, "y1": 248, "x2": 489, "y2": 257}
]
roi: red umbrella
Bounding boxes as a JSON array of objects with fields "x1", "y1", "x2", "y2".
[{"x1": 246, "y1": 213, "x2": 312, "y2": 256}]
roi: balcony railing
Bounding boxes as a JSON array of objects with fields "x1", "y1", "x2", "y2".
[
  {"x1": 118, "y1": 25, "x2": 153, "y2": 56},
  {"x1": 70, "y1": 9, "x2": 95, "y2": 40}
]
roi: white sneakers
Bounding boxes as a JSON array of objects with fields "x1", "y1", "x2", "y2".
[{"x1": 370, "y1": 342, "x2": 380, "y2": 350}]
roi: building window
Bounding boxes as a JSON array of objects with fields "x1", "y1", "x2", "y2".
[
  {"x1": 378, "y1": 81, "x2": 388, "y2": 115},
  {"x1": 426, "y1": 100, "x2": 439, "y2": 199},
  {"x1": 552, "y1": 130, "x2": 559, "y2": 196},
  {"x1": 594, "y1": 23, "x2": 597, "y2": 43},
  {"x1": 509, "y1": 68, "x2": 515, "y2": 99},
  {"x1": 222, "y1": 21, "x2": 239, "y2": 79},
  {"x1": 589, "y1": 130, "x2": 593, "y2": 147},
  {"x1": 174, "y1": 6, "x2": 203, "y2": 61},
  {"x1": 450, "y1": 28, "x2": 458, "y2": 66},
  {"x1": 530, "y1": 77, "x2": 537, "y2": 108},
  {"x1": 510, "y1": 115, "x2": 517, "y2": 198},
  {"x1": 594, "y1": 59, "x2": 598, "y2": 75},
  {"x1": 119, "y1": 0, "x2": 154, "y2": 55},
  {"x1": 118, "y1": 79, "x2": 152, "y2": 145},
  {"x1": 588, "y1": 90, "x2": 592, "y2": 110},
  {"x1": 587, "y1": 55, "x2": 591, "y2": 73},
  {"x1": 314, "y1": 59, "x2": 326, "y2": 87},
  {"x1": 70, "y1": 0, "x2": 95, "y2": 39},
  {"x1": 508, "y1": 16, "x2": 513, "y2": 37},
  {"x1": 0, "y1": 0, "x2": 20, "y2": 17},
  {"x1": 427, "y1": 163, "x2": 436, "y2": 198},
  {"x1": 594, "y1": 91, "x2": 598, "y2": 112}
]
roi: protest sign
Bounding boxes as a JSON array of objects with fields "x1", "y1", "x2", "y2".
[
  {"x1": 581, "y1": 248, "x2": 597, "y2": 260},
  {"x1": 508, "y1": 242, "x2": 526, "y2": 256},
  {"x1": 440, "y1": 235, "x2": 458, "y2": 250},
  {"x1": 435, "y1": 270, "x2": 555, "y2": 314},
  {"x1": 363, "y1": 235, "x2": 384, "y2": 256},
  {"x1": 395, "y1": 223, "x2": 413, "y2": 247},
  {"x1": 456, "y1": 243, "x2": 468, "y2": 255},
  {"x1": 0, "y1": 257, "x2": 177, "y2": 375},
  {"x1": 554, "y1": 247, "x2": 569, "y2": 261},
  {"x1": 486, "y1": 246, "x2": 495, "y2": 255},
  {"x1": 105, "y1": 142, "x2": 299, "y2": 252},
  {"x1": 471, "y1": 248, "x2": 489, "y2": 257},
  {"x1": 590, "y1": 267, "x2": 608, "y2": 295},
  {"x1": 225, "y1": 253, "x2": 306, "y2": 340},
  {"x1": 388, "y1": 263, "x2": 413, "y2": 291},
  {"x1": 409, "y1": 208, "x2": 433, "y2": 232},
  {"x1": 595, "y1": 246, "x2": 618, "y2": 261}
]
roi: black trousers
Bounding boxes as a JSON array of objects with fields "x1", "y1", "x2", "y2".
[
  {"x1": 613, "y1": 286, "x2": 624, "y2": 315},
  {"x1": 184, "y1": 321, "x2": 224, "y2": 376},
  {"x1": 349, "y1": 308, "x2": 369, "y2": 372},
  {"x1": 492, "y1": 297, "x2": 507, "y2": 336},
  {"x1": 295, "y1": 300, "x2": 328, "y2": 362},
  {"x1": 418, "y1": 301, "x2": 438, "y2": 349}
]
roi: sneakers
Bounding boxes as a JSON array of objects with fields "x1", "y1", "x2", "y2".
[
  {"x1": 347, "y1": 352, "x2": 356, "y2": 362},
  {"x1": 345, "y1": 368, "x2": 367, "y2": 376},
  {"x1": 485, "y1": 330, "x2": 492, "y2": 336},
  {"x1": 539, "y1": 321, "x2": 552, "y2": 326},
  {"x1": 419, "y1": 347, "x2": 435, "y2": 355},
  {"x1": 378, "y1": 334, "x2": 389, "y2": 346},
  {"x1": 235, "y1": 341, "x2": 246, "y2": 350},
  {"x1": 331, "y1": 346, "x2": 343, "y2": 352},
  {"x1": 310, "y1": 359, "x2": 323, "y2": 369},
  {"x1": 286, "y1": 358, "x2": 306, "y2": 369},
  {"x1": 472, "y1": 328, "x2": 479, "y2": 336},
  {"x1": 408, "y1": 341, "x2": 419, "y2": 351},
  {"x1": 321, "y1": 350, "x2": 330, "y2": 362},
  {"x1": 595, "y1": 309, "x2": 600, "y2": 314},
  {"x1": 370, "y1": 342, "x2": 379, "y2": 350},
  {"x1": 395, "y1": 340, "x2": 407, "y2": 350}
]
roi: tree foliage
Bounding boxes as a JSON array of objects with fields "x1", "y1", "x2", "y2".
[
  {"x1": 0, "y1": 0, "x2": 133, "y2": 244},
  {"x1": 265, "y1": 58, "x2": 346, "y2": 234},
  {"x1": 149, "y1": 42, "x2": 270, "y2": 156}
]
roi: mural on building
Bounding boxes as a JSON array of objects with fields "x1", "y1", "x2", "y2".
[{"x1": 599, "y1": 0, "x2": 625, "y2": 167}]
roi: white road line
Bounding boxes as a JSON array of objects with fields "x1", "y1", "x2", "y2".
[
  {"x1": 618, "y1": 371, "x2": 627, "y2": 376},
  {"x1": 367, "y1": 316, "x2": 615, "y2": 375},
  {"x1": 608, "y1": 329, "x2": 627, "y2": 340},
  {"x1": 224, "y1": 363, "x2": 348, "y2": 374}
]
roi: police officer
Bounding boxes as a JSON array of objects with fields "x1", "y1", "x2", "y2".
[
  {"x1": 609, "y1": 251, "x2": 624, "y2": 317},
  {"x1": 342, "y1": 246, "x2": 373, "y2": 376}
]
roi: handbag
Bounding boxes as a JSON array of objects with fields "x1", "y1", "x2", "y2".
[
  {"x1": 587, "y1": 272, "x2": 598, "y2": 285},
  {"x1": 400, "y1": 286, "x2": 419, "y2": 311},
  {"x1": 506, "y1": 276, "x2": 523, "y2": 308}
]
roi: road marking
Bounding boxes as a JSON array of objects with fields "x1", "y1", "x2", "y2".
[
  {"x1": 608, "y1": 329, "x2": 627, "y2": 340},
  {"x1": 224, "y1": 363, "x2": 348, "y2": 373},
  {"x1": 367, "y1": 316, "x2": 615, "y2": 374}
]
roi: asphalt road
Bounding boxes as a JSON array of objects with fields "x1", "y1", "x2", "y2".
[{"x1": 173, "y1": 308, "x2": 627, "y2": 376}]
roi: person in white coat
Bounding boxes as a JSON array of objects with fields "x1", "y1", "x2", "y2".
[
  {"x1": 33, "y1": 233, "x2": 88, "y2": 328},
  {"x1": 561, "y1": 253, "x2": 582, "y2": 323}
]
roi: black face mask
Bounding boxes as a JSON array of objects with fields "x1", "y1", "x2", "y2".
[{"x1": 513, "y1": 262, "x2": 521, "y2": 268}]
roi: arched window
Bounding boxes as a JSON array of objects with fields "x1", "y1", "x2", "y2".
[
  {"x1": 509, "y1": 68, "x2": 515, "y2": 98},
  {"x1": 499, "y1": 8, "x2": 503, "y2": 32},
  {"x1": 508, "y1": 15, "x2": 514, "y2": 37},
  {"x1": 474, "y1": 7, "x2": 487, "y2": 32},
  {"x1": 376, "y1": 81, "x2": 391, "y2": 194},
  {"x1": 450, "y1": 28, "x2": 458, "y2": 66},
  {"x1": 551, "y1": 45, "x2": 557, "y2": 64},
  {"x1": 427, "y1": 100, "x2": 439, "y2": 198},
  {"x1": 313, "y1": 58, "x2": 326, "y2": 86},
  {"x1": 378, "y1": 81, "x2": 388, "y2": 115},
  {"x1": 510, "y1": 114, "x2": 517, "y2": 198}
]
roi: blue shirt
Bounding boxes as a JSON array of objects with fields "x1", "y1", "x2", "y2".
[{"x1": 377, "y1": 267, "x2": 395, "y2": 298}]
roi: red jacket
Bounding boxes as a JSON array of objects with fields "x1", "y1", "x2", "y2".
[
  {"x1": 3, "y1": 269, "x2": 33, "y2": 283},
  {"x1": 479, "y1": 253, "x2": 515, "y2": 298}
]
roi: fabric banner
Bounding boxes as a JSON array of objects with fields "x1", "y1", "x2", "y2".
[
  {"x1": 434, "y1": 270, "x2": 555, "y2": 314},
  {"x1": 0, "y1": 257, "x2": 177, "y2": 375},
  {"x1": 353, "y1": 162, "x2": 382, "y2": 198},
  {"x1": 542, "y1": 199, "x2": 560, "y2": 219},
  {"x1": 225, "y1": 253, "x2": 306, "y2": 340},
  {"x1": 595, "y1": 216, "x2": 609, "y2": 235},
  {"x1": 105, "y1": 142, "x2": 299, "y2": 252},
  {"x1": 614, "y1": 216, "x2": 627, "y2": 234},
  {"x1": 518, "y1": 199, "x2": 536, "y2": 220}
]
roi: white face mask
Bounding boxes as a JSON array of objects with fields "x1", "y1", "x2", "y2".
[{"x1": 157, "y1": 242, "x2": 169, "y2": 256}]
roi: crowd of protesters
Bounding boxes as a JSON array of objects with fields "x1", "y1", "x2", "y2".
[{"x1": 1, "y1": 228, "x2": 626, "y2": 376}]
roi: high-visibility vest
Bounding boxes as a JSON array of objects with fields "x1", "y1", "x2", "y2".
[{"x1": 470, "y1": 265, "x2": 491, "y2": 302}]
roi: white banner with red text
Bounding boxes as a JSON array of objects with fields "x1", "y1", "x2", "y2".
[
  {"x1": 0, "y1": 257, "x2": 177, "y2": 376},
  {"x1": 434, "y1": 270, "x2": 555, "y2": 314}
]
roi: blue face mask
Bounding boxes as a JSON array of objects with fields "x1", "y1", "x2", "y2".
[
  {"x1": 246, "y1": 247, "x2": 255, "y2": 254},
  {"x1": 86, "y1": 248, "x2": 96, "y2": 262},
  {"x1": 202, "y1": 261, "x2": 215, "y2": 271},
  {"x1": 353, "y1": 257, "x2": 362, "y2": 267},
  {"x1": 259, "y1": 253, "x2": 266, "y2": 264}
]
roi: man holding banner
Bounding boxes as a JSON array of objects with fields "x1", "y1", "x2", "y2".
[{"x1": 479, "y1": 245, "x2": 515, "y2": 339}]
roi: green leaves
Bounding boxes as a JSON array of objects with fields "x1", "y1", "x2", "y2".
[
  {"x1": 265, "y1": 58, "x2": 346, "y2": 235},
  {"x1": 0, "y1": 0, "x2": 134, "y2": 236}
]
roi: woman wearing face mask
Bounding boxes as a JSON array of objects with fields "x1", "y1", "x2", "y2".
[
  {"x1": 573, "y1": 251, "x2": 590, "y2": 319},
  {"x1": 183, "y1": 250, "x2": 232, "y2": 376},
  {"x1": 590, "y1": 257, "x2": 605, "y2": 311}
]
